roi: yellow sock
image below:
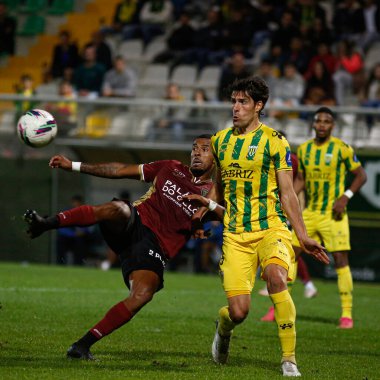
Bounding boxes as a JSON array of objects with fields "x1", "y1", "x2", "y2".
[
  {"x1": 270, "y1": 289, "x2": 296, "y2": 364},
  {"x1": 336, "y1": 266, "x2": 353, "y2": 319},
  {"x1": 218, "y1": 306, "x2": 235, "y2": 336}
]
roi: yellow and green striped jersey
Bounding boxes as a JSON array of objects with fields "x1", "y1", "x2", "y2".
[
  {"x1": 211, "y1": 124, "x2": 293, "y2": 234},
  {"x1": 297, "y1": 136, "x2": 361, "y2": 214}
]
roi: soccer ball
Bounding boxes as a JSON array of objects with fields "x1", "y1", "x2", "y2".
[{"x1": 17, "y1": 109, "x2": 58, "y2": 148}]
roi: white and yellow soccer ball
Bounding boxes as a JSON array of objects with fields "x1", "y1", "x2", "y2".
[{"x1": 17, "y1": 109, "x2": 58, "y2": 148}]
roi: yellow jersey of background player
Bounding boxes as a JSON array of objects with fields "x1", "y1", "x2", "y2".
[
  {"x1": 211, "y1": 125, "x2": 293, "y2": 234},
  {"x1": 297, "y1": 136, "x2": 361, "y2": 214}
]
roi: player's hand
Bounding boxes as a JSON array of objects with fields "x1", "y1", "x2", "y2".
[
  {"x1": 182, "y1": 193, "x2": 210, "y2": 207},
  {"x1": 299, "y1": 236, "x2": 330, "y2": 264},
  {"x1": 190, "y1": 216, "x2": 208, "y2": 239},
  {"x1": 332, "y1": 196, "x2": 348, "y2": 221},
  {"x1": 49, "y1": 155, "x2": 72, "y2": 171}
]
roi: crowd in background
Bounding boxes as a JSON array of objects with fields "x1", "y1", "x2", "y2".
[{"x1": 2, "y1": 1, "x2": 379, "y2": 108}]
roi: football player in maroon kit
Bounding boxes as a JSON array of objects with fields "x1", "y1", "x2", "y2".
[{"x1": 23, "y1": 135, "x2": 218, "y2": 360}]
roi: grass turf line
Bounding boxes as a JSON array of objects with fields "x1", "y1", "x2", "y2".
[{"x1": 0, "y1": 263, "x2": 379, "y2": 380}]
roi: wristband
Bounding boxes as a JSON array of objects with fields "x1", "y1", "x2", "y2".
[
  {"x1": 208, "y1": 200, "x2": 218, "y2": 211},
  {"x1": 344, "y1": 189, "x2": 354, "y2": 199},
  {"x1": 72, "y1": 162, "x2": 82, "y2": 172}
]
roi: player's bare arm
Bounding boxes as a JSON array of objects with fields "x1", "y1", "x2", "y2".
[
  {"x1": 182, "y1": 193, "x2": 225, "y2": 220},
  {"x1": 332, "y1": 166, "x2": 367, "y2": 220},
  {"x1": 277, "y1": 170, "x2": 330, "y2": 265},
  {"x1": 49, "y1": 155, "x2": 141, "y2": 179},
  {"x1": 293, "y1": 171, "x2": 305, "y2": 195}
]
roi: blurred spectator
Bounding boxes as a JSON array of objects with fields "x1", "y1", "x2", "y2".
[
  {"x1": 56, "y1": 195, "x2": 98, "y2": 266},
  {"x1": 303, "y1": 60, "x2": 335, "y2": 103},
  {"x1": 86, "y1": 31, "x2": 113, "y2": 71},
  {"x1": 333, "y1": 0, "x2": 365, "y2": 42},
  {"x1": 270, "y1": 62, "x2": 305, "y2": 118},
  {"x1": 123, "y1": 0, "x2": 173, "y2": 46},
  {"x1": 271, "y1": 10, "x2": 300, "y2": 52},
  {"x1": 280, "y1": 36, "x2": 311, "y2": 74},
  {"x1": 217, "y1": 52, "x2": 252, "y2": 101},
  {"x1": 150, "y1": 83, "x2": 186, "y2": 141},
  {"x1": 102, "y1": 0, "x2": 141, "y2": 35},
  {"x1": 153, "y1": 11, "x2": 195, "y2": 69},
  {"x1": 102, "y1": 55, "x2": 137, "y2": 97},
  {"x1": 292, "y1": 0, "x2": 327, "y2": 32},
  {"x1": 193, "y1": 221, "x2": 223, "y2": 274},
  {"x1": 333, "y1": 39, "x2": 364, "y2": 105},
  {"x1": 188, "y1": 88, "x2": 214, "y2": 130},
  {"x1": 73, "y1": 45, "x2": 106, "y2": 98},
  {"x1": 306, "y1": 17, "x2": 333, "y2": 49},
  {"x1": 305, "y1": 42, "x2": 337, "y2": 78},
  {"x1": 187, "y1": 7, "x2": 225, "y2": 69},
  {"x1": 14, "y1": 75, "x2": 36, "y2": 117},
  {"x1": 222, "y1": 7, "x2": 255, "y2": 54},
  {"x1": 46, "y1": 80, "x2": 77, "y2": 134},
  {"x1": 246, "y1": 0, "x2": 274, "y2": 48},
  {"x1": 50, "y1": 30, "x2": 79, "y2": 79},
  {"x1": 0, "y1": 1, "x2": 16, "y2": 56},
  {"x1": 361, "y1": 62, "x2": 380, "y2": 130},
  {"x1": 255, "y1": 59, "x2": 278, "y2": 98},
  {"x1": 361, "y1": 0, "x2": 380, "y2": 51}
]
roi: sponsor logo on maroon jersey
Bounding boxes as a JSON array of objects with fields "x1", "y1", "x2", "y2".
[
  {"x1": 162, "y1": 179, "x2": 197, "y2": 216},
  {"x1": 172, "y1": 169, "x2": 186, "y2": 178}
]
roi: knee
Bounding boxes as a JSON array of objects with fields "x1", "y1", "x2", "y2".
[
  {"x1": 266, "y1": 267, "x2": 287, "y2": 294},
  {"x1": 229, "y1": 306, "x2": 249, "y2": 324},
  {"x1": 130, "y1": 287, "x2": 155, "y2": 306}
]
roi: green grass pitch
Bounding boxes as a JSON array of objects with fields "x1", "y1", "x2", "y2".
[{"x1": 0, "y1": 263, "x2": 379, "y2": 379}]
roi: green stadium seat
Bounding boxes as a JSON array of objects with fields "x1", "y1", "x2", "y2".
[
  {"x1": 19, "y1": 0, "x2": 48, "y2": 14},
  {"x1": 48, "y1": 0, "x2": 74, "y2": 15},
  {"x1": 18, "y1": 15, "x2": 46, "y2": 36}
]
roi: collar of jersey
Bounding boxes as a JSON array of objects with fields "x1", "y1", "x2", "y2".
[{"x1": 233, "y1": 122, "x2": 262, "y2": 136}]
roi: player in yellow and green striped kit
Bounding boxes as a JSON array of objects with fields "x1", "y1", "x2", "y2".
[
  {"x1": 292, "y1": 107, "x2": 367, "y2": 329},
  {"x1": 197, "y1": 77, "x2": 330, "y2": 377}
]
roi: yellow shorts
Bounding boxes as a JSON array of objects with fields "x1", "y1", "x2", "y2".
[
  {"x1": 220, "y1": 228, "x2": 295, "y2": 295},
  {"x1": 292, "y1": 208, "x2": 351, "y2": 252}
]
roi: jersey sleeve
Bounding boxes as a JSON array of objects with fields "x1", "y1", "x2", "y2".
[
  {"x1": 341, "y1": 143, "x2": 361, "y2": 172},
  {"x1": 271, "y1": 133, "x2": 293, "y2": 172},
  {"x1": 140, "y1": 160, "x2": 177, "y2": 182},
  {"x1": 211, "y1": 134, "x2": 220, "y2": 167}
]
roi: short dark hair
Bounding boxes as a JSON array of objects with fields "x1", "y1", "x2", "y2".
[
  {"x1": 229, "y1": 76, "x2": 269, "y2": 108},
  {"x1": 314, "y1": 106, "x2": 335, "y2": 119},
  {"x1": 195, "y1": 134, "x2": 212, "y2": 139}
]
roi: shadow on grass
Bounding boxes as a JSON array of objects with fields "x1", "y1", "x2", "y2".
[
  {"x1": 0, "y1": 349, "x2": 280, "y2": 375},
  {"x1": 297, "y1": 314, "x2": 336, "y2": 325}
]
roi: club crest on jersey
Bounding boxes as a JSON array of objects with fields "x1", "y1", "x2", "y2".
[
  {"x1": 220, "y1": 143, "x2": 229, "y2": 153},
  {"x1": 201, "y1": 188, "x2": 209, "y2": 196},
  {"x1": 325, "y1": 153, "x2": 333, "y2": 164},
  {"x1": 246, "y1": 145, "x2": 258, "y2": 159}
]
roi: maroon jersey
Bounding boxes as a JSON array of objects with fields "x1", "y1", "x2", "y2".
[{"x1": 133, "y1": 160, "x2": 213, "y2": 259}]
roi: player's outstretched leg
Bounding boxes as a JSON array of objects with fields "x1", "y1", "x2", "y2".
[
  {"x1": 23, "y1": 210, "x2": 59, "y2": 238},
  {"x1": 67, "y1": 270, "x2": 160, "y2": 360}
]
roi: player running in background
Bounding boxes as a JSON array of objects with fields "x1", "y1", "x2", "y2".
[
  {"x1": 292, "y1": 107, "x2": 367, "y2": 329},
  {"x1": 23, "y1": 135, "x2": 219, "y2": 360},
  {"x1": 192, "y1": 77, "x2": 329, "y2": 377}
]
